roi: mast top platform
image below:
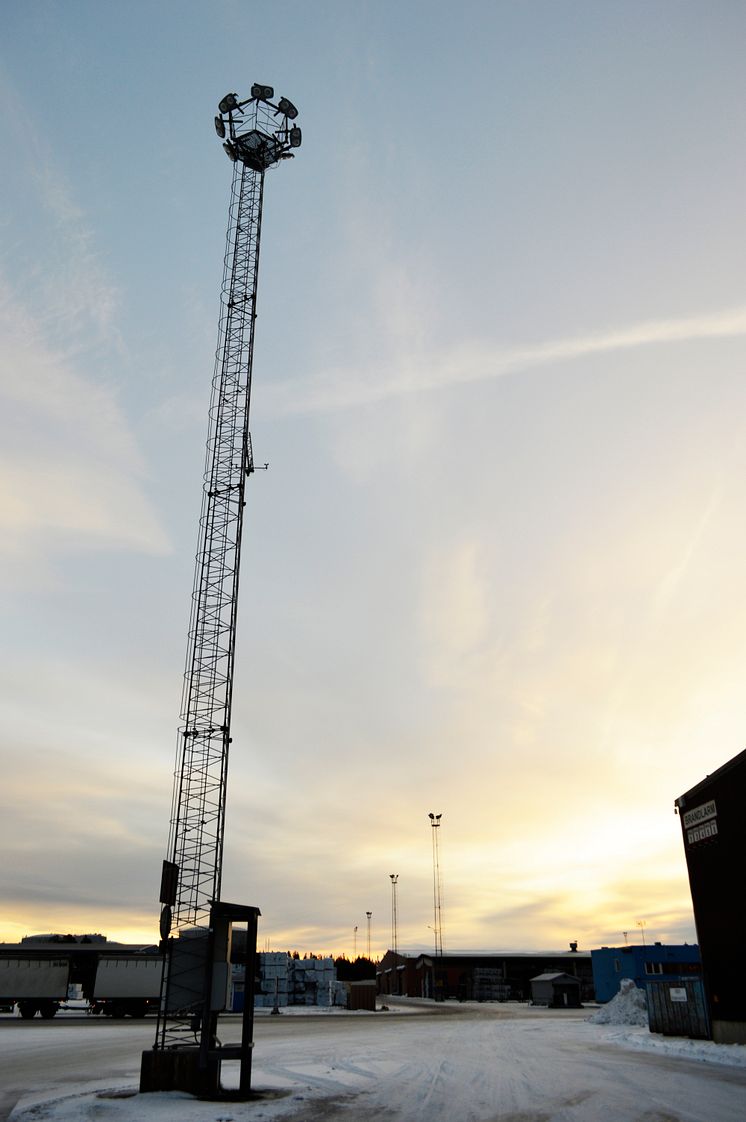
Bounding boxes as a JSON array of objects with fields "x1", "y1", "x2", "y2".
[{"x1": 214, "y1": 83, "x2": 302, "y2": 171}]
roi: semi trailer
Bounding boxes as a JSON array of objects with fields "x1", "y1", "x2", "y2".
[
  {"x1": 89, "y1": 956, "x2": 163, "y2": 1018},
  {"x1": 0, "y1": 935, "x2": 163, "y2": 1018},
  {"x1": 0, "y1": 958, "x2": 70, "y2": 1019}
]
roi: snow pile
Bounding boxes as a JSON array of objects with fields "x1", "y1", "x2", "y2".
[{"x1": 588, "y1": 978, "x2": 648, "y2": 1026}]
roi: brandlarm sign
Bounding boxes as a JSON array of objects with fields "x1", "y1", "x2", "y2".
[
  {"x1": 682, "y1": 800, "x2": 716, "y2": 830},
  {"x1": 684, "y1": 798, "x2": 719, "y2": 846}
]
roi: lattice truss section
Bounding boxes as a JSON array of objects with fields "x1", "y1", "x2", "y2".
[{"x1": 168, "y1": 160, "x2": 264, "y2": 934}]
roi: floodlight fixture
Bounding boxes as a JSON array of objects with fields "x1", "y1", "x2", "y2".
[
  {"x1": 251, "y1": 83, "x2": 274, "y2": 101},
  {"x1": 277, "y1": 96, "x2": 299, "y2": 120},
  {"x1": 215, "y1": 83, "x2": 302, "y2": 171},
  {"x1": 218, "y1": 92, "x2": 239, "y2": 114}
]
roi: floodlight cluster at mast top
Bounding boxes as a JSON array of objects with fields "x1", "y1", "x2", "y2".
[{"x1": 215, "y1": 83, "x2": 302, "y2": 172}]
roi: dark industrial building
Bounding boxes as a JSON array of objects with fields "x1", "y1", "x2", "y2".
[
  {"x1": 377, "y1": 948, "x2": 594, "y2": 1002},
  {"x1": 676, "y1": 747, "x2": 746, "y2": 1044}
]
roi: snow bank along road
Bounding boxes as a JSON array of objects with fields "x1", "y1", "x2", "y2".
[{"x1": 2, "y1": 1002, "x2": 746, "y2": 1122}]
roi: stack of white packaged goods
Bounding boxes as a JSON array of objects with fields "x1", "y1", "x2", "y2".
[
  {"x1": 294, "y1": 957, "x2": 337, "y2": 1006},
  {"x1": 248, "y1": 953, "x2": 347, "y2": 1009},
  {"x1": 332, "y1": 979, "x2": 348, "y2": 1006},
  {"x1": 256, "y1": 952, "x2": 291, "y2": 1008}
]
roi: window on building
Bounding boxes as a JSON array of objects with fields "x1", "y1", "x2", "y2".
[
  {"x1": 644, "y1": 962, "x2": 663, "y2": 975},
  {"x1": 614, "y1": 959, "x2": 621, "y2": 972}
]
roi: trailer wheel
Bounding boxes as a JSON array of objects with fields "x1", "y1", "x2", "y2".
[
  {"x1": 111, "y1": 1004, "x2": 126, "y2": 1019},
  {"x1": 18, "y1": 1002, "x2": 38, "y2": 1019},
  {"x1": 39, "y1": 1002, "x2": 57, "y2": 1019},
  {"x1": 129, "y1": 1002, "x2": 147, "y2": 1018}
]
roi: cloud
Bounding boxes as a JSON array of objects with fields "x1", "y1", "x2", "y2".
[
  {"x1": 653, "y1": 484, "x2": 721, "y2": 617},
  {"x1": 266, "y1": 304, "x2": 746, "y2": 415},
  {"x1": 419, "y1": 540, "x2": 491, "y2": 687},
  {"x1": 0, "y1": 71, "x2": 166, "y2": 573},
  {"x1": 0, "y1": 285, "x2": 169, "y2": 568},
  {"x1": 0, "y1": 66, "x2": 121, "y2": 353}
]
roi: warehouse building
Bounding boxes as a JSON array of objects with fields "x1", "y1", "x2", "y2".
[{"x1": 378, "y1": 947, "x2": 593, "y2": 1002}]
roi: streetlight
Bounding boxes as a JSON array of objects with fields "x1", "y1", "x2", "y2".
[
  {"x1": 636, "y1": 920, "x2": 647, "y2": 947},
  {"x1": 389, "y1": 875, "x2": 399, "y2": 996},
  {"x1": 353, "y1": 925, "x2": 358, "y2": 959},
  {"x1": 366, "y1": 911, "x2": 372, "y2": 960},
  {"x1": 389, "y1": 875, "x2": 399, "y2": 955},
  {"x1": 428, "y1": 813, "x2": 444, "y2": 956}
]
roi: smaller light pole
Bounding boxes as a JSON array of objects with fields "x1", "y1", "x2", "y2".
[
  {"x1": 353, "y1": 925, "x2": 358, "y2": 958},
  {"x1": 366, "y1": 911, "x2": 372, "y2": 959},
  {"x1": 428, "y1": 812, "x2": 444, "y2": 956},
  {"x1": 389, "y1": 875, "x2": 399, "y2": 955},
  {"x1": 636, "y1": 920, "x2": 647, "y2": 947},
  {"x1": 390, "y1": 875, "x2": 399, "y2": 995}
]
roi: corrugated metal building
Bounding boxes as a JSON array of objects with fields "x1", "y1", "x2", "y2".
[{"x1": 676, "y1": 748, "x2": 746, "y2": 1044}]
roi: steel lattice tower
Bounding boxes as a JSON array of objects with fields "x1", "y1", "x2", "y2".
[
  {"x1": 429, "y1": 812, "x2": 444, "y2": 956},
  {"x1": 155, "y1": 84, "x2": 301, "y2": 1053}
]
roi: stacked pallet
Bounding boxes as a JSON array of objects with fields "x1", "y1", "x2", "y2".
[
  {"x1": 291, "y1": 956, "x2": 336, "y2": 1006},
  {"x1": 255, "y1": 951, "x2": 291, "y2": 1008},
  {"x1": 251, "y1": 954, "x2": 347, "y2": 1008}
]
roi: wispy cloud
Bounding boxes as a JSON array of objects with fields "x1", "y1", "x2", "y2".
[
  {"x1": 0, "y1": 71, "x2": 168, "y2": 572},
  {"x1": 653, "y1": 485, "x2": 721, "y2": 616},
  {"x1": 0, "y1": 279, "x2": 169, "y2": 568},
  {"x1": 0, "y1": 67, "x2": 121, "y2": 353},
  {"x1": 267, "y1": 305, "x2": 746, "y2": 415}
]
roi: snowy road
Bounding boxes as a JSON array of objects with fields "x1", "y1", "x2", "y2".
[{"x1": 3, "y1": 1004, "x2": 746, "y2": 1122}]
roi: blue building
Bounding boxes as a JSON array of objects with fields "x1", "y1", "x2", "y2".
[{"x1": 591, "y1": 943, "x2": 701, "y2": 1003}]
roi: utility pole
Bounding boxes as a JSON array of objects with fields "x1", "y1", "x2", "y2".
[{"x1": 366, "y1": 911, "x2": 372, "y2": 960}]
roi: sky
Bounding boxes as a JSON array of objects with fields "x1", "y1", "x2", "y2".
[{"x1": 1, "y1": 0, "x2": 746, "y2": 959}]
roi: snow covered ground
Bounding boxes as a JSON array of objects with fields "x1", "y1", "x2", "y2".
[{"x1": 4, "y1": 1002, "x2": 746, "y2": 1122}]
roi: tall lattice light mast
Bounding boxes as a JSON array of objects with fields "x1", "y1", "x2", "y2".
[
  {"x1": 154, "y1": 84, "x2": 301, "y2": 1058},
  {"x1": 429, "y1": 812, "x2": 444, "y2": 955}
]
